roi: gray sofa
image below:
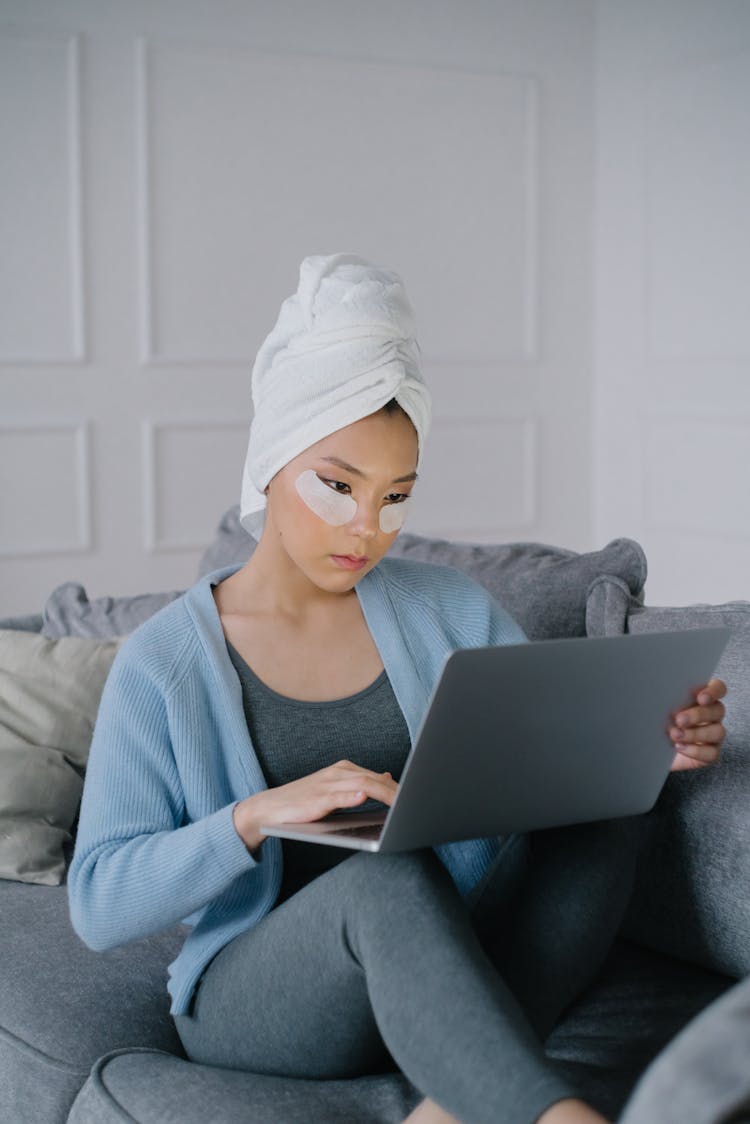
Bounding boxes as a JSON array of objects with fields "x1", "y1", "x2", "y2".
[{"x1": 1, "y1": 513, "x2": 748, "y2": 1123}]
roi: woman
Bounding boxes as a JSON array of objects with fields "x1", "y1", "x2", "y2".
[{"x1": 69, "y1": 254, "x2": 727, "y2": 1124}]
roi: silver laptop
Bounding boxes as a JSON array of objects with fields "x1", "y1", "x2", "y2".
[{"x1": 261, "y1": 628, "x2": 730, "y2": 853}]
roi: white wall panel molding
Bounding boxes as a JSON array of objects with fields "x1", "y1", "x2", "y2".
[
  {"x1": 0, "y1": 28, "x2": 86, "y2": 364},
  {"x1": 134, "y1": 38, "x2": 162, "y2": 371},
  {"x1": 641, "y1": 411, "x2": 750, "y2": 542},
  {"x1": 643, "y1": 48, "x2": 750, "y2": 363},
  {"x1": 520, "y1": 77, "x2": 540, "y2": 364},
  {"x1": 0, "y1": 421, "x2": 91, "y2": 555},
  {"x1": 142, "y1": 417, "x2": 248, "y2": 552},
  {"x1": 135, "y1": 36, "x2": 540, "y2": 367},
  {"x1": 410, "y1": 414, "x2": 538, "y2": 539}
]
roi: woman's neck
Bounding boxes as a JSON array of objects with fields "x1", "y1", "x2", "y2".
[{"x1": 222, "y1": 535, "x2": 357, "y2": 620}]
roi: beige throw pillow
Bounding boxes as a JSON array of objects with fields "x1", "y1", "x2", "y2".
[{"x1": 0, "y1": 629, "x2": 121, "y2": 885}]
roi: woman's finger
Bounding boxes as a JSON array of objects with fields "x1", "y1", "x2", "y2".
[
  {"x1": 699, "y1": 677, "x2": 728, "y2": 703},
  {"x1": 670, "y1": 721, "x2": 726, "y2": 746},
  {"x1": 260, "y1": 762, "x2": 400, "y2": 831},
  {"x1": 674, "y1": 701, "x2": 726, "y2": 728},
  {"x1": 329, "y1": 760, "x2": 396, "y2": 781},
  {"x1": 326, "y1": 763, "x2": 398, "y2": 799},
  {"x1": 672, "y1": 739, "x2": 722, "y2": 765}
]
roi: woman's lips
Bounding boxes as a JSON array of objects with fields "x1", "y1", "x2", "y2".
[{"x1": 331, "y1": 554, "x2": 369, "y2": 571}]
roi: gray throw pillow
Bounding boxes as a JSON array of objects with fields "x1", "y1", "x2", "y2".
[
  {"x1": 198, "y1": 506, "x2": 647, "y2": 641},
  {"x1": 197, "y1": 505, "x2": 258, "y2": 574},
  {"x1": 0, "y1": 612, "x2": 43, "y2": 632},
  {"x1": 0, "y1": 630, "x2": 121, "y2": 884},
  {"x1": 41, "y1": 583, "x2": 183, "y2": 639},
  {"x1": 387, "y1": 531, "x2": 647, "y2": 640},
  {"x1": 587, "y1": 577, "x2": 750, "y2": 978}
]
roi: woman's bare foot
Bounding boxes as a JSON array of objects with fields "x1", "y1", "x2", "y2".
[
  {"x1": 536, "y1": 1098, "x2": 611, "y2": 1123},
  {"x1": 403, "y1": 1096, "x2": 461, "y2": 1123},
  {"x1": 402, "y1": 1093, "x2": 609, "y2": 1124}
]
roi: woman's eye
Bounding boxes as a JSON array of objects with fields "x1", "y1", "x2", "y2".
[
  {"x1": 385, "y1": 493, "x2": 409, "y2": 504},
  {"x1": 320, "y1": 477, "x2": 351, "y2": 495}
]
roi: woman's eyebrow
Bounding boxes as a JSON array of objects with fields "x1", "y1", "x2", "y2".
[{"x1": 318, "y1": 455, "x2": 418, "y2": 485}]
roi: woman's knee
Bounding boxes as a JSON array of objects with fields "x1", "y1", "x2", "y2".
[
  {"x1": 530, "y1": 812, "x2": 650, "y2": 878},
  {"x1": 321, "y1": 849, "x2": 463, "y2": 942},
  {"x1": 338, "y1": 846, "x2": 454, "y2": 898}
]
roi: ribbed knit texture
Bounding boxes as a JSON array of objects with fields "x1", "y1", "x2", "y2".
[
  {"x1": 228, "y1": 642, "x2": 412, "y2": 900},
  {"x1": 67, "y1": 557, "x2": 526, "y2": 1015},
  {"x1": 227, "y1": 646, "x2": 410, "y2": 789}
]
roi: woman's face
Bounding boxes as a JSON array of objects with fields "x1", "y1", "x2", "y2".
[{"x1": 264, "y1": 407, "x2": 419, "y2": 593}]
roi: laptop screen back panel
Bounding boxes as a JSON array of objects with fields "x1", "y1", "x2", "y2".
[{"x1": 376, "y1": 628, "x2": 729, "y2": 852}]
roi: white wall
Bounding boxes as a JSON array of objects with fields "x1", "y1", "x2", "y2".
[
  {"x1": 593, "y1": 0, "x2": 750, "y2": 604},
  {"x1": 0, "y1": 0, "x2": 597, "y2": 617},
  {"x1": 0, "y1": 0, "x2": 597, "y2": 616}
]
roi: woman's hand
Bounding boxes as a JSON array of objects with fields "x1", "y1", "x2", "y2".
[
  {"x1": 232, "y1": 761, "x2": 398, "y2": 853},
  {"x1": 669, "y1": 677, "x2": 728, "y2": 771}
]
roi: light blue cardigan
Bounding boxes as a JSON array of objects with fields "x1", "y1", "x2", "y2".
[{"x1": 68, "y1": 557, "x2": 526, "y2": 1015}]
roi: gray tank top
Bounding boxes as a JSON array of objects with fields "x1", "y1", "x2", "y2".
[{"x1": 226, "y1": 640, "x2": 411, "y2": 901}]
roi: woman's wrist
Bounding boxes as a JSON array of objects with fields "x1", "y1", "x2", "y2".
[{"x1": 232, "y1": 794, "x2": 268, "y2": 855}]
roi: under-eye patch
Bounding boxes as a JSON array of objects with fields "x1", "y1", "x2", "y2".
[
  {"x1": 295, "y1": 470, "x2": 356, "y2": 525},
  {"x1": 295, "y1": 469, "x2": 411, "y2": 533},
  {"x1": 379, "y1": 499, "x2": 410, "y2": 533}
]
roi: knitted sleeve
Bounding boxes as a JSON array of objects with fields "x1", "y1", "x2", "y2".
[{"x1": 67, "y1": 646, "x2": 258, "y2": 951}]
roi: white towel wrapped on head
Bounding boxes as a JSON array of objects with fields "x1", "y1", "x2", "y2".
[{"x1": 239, "y1": 252, "x2": 431, "y2": 539}]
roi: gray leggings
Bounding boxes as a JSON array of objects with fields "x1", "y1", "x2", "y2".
[{"x1": 175, "y1": 817, "x2": 646, "y2": 1124}]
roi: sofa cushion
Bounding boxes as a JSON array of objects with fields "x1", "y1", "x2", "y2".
[
  {"x1": 41, "y1": 583, "x2": 183, "y2": 639},
  {"x1": 67, "y1": 1050, "x2": 421, "y2": 1124},
  {"x1": 545, "y1": 937, "x2": 734, "y2": 1120},
  {"x1": 198, "y1": 506, "x2": 648, "y2": 640},
  {"x1": 587, "y1": 579, "x2": 750, "y2": 978},
  {"x1": 64, "y1": 938, "x2": 731, "y2": 1124},
  {"x1": 0, "y1": 879, "x2": 186, "y2": 1124},
  {"x1": 197, "y1": 505, "x2": 258, "y2": 574},
  {"x1": 618, "y1": 972, "x2": 750, "y2": 1124},
  {"x1": 388, "y1": 533, "x2": 646, "y2": 641},
  {"x1": 0, "y1": 630, "x2": 120, "y2": 885}
]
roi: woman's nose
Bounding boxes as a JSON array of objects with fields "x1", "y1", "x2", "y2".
[{"x1": 347, "y1": 501, "x2": 379, "y2": 539}]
